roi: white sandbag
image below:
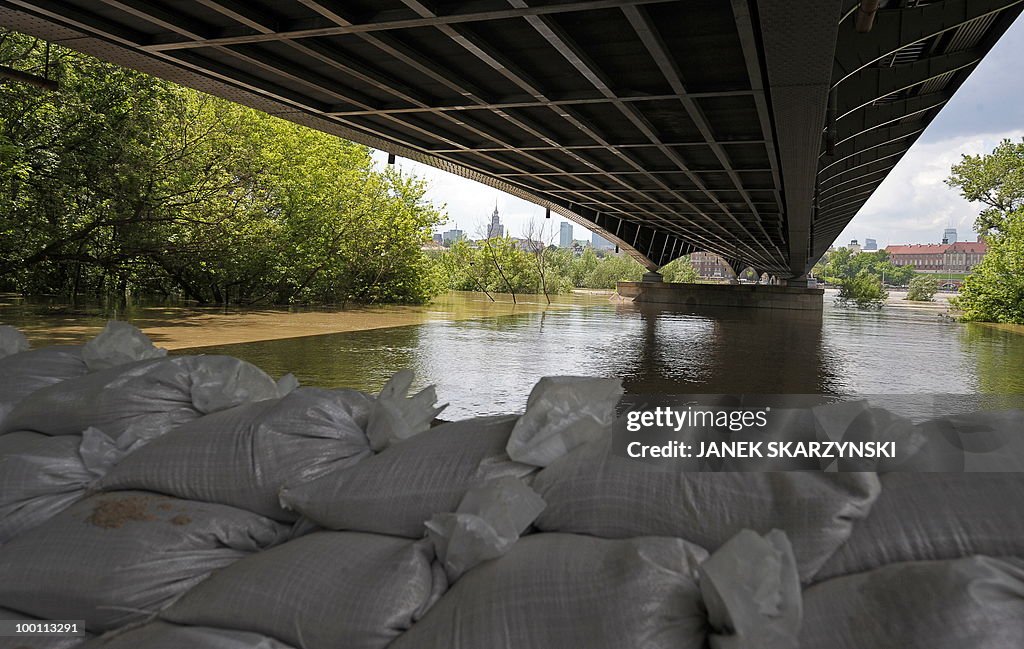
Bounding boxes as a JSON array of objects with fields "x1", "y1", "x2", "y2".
[
  {"x1": 162, "y1": 531, "x2": 447, "y2": 649},
  {"x1": 699, "y1": 529, "x2": 801, "y2": 649},
  {"x1": 98, "y1": 387, "x2": 374, "y2": 520},
  {"x1": 0, "y1": 491, "x2": 290, "y2": 632},
  {"x1": 0, "y1": 325, "x2": 29, "y2": 359},
  {"x1": 815, "y1": 472, "x2": 1024, "y2": 581},
  {"x1": 80, "y1": 321, "x2": 166, "y2": 372},
  {"x1": 506, "y1": 376, "x2": 623, "y2": 467},
  {"x1": 280, "y1": 414, "x2": 535, "y2": 537},
  {"x1": 801, "y1": 557, "x2": 1024, "y2": 649},
  {"x1": 366, "y1": 370, "x2": 446, "y2": 451},
  {"x1": 0, "y1": 607, "x2": 89, "y2": 649},
  {"x1": 390, "y1": 532, "x2": 709, "y2": 649},
  {"x1": 80, "y1": 621, "x2": 294, "y2": 649},
  {"x1": 426, "y1": 476, "x2": 546, "y2": 581},
  {"x1": 0, "y1": 346, "x2": 89, "y2": 426},
  {"x1": 0, "y1": 427, "x2": 138, "y2": 543},
  {"x1": 0, "y1": 355, "x2": 280, "y2": 439},
  {"x1": 531, "y1": 437, "x2": 880, "y2": 582}
]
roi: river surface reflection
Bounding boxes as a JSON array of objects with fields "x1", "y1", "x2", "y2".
[{"x1": 177, "y1": 292, "x2": 1024, "y2": 419}]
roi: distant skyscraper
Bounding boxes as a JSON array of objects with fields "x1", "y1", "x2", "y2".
[
  {"x1": 863, "y1": 238, "x2": 877, "y2": 251},
  {"x1": 487, "y1": 203, "x2": 504, "y2": 239},
  {"x1": 432, "y1": 233, "x2": 443, "y2": 245},
  {"x1": 591, "y1": 231, "x2": 614, "y2": 250},
  {"x1": 943, "y1": 227, "x2": 957, "y2": 244},
  {"x1": 559, "y1": 222, "x2": 573, "y2": 248},
  {"x1": 442, "y1": 229, "x2": 464, "y2": 245}
]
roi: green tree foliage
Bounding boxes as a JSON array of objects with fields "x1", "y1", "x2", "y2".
[
  {"x1": 819, "y1": 248, "x2": 914, "y2": 286},
  {"x1": 835, "y1": 271, "x2": 887, "y2": 309},
  {"x1": 947, "y1": 138, "x2": 1024, "y2": 234},
  {"x1": 947, "y1": 140, "x2": 1024, "y2": 324},
  {"x1": 659, "y1": 256, "x2": 700, "y2": 283},
  {"x1": 0, "y1": 31, "x2": 443, "y2": 305},
  {"x1": 951, "y1": 211, "x2": 1024, "y2": 323},
  {"x1": 906, "y1": 275, "x2": 938, "y2": 302},
  {"x1": 433, "y1": 241, "x2": 676, "y2": 294}
]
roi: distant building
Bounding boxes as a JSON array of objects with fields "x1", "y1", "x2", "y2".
[
  {"x1": 942, "y1": 227, "x2": 957, "y2": 244},
  {"x1": 863, "y1": 238, "x2": 877, "y2": 251},
  {"x1": 848, "y1": 239, "x2": 862, "y2": 254},
  {"x1": 559, "y1": 222, "x2": 573, "y2": 248},
  {"x1": 487, "y1": 204, "x2": 504, "y2": 239},
  {"x1": 886, "y1": 240, "x2": 987, "y2": 273},
  {"x1": 689, "y1": 251, "x2": 729, "y2": 279},
  {"x1": 442, "y1": 229, "x2": 465, "y2": 245},
  {"x1": 420, "y1": 240, "x2": 445, "y2": 252},
  {"x1": 432, "y1": 233, "x2": 443, "y2": 245},
  {"x1": 591, "y1": 232, "x2": 615, "y2": 250}
]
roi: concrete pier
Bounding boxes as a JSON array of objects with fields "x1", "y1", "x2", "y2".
[{"x1": 617, "y1": 281, "x2": 824, "y2": 311}]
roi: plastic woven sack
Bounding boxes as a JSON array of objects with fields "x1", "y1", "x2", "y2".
[
  {"x1": 0, "y1": 491, "x2": 290, "y2": 632},
  {"x1": 280, "y1": 414, "x2": 535, "y2": 537},
  {"x1": 0, "y1": 427, "x2": 139, "y2": 543},
  {"x1": 99, "y1": 387, "x2": 374, "y2": 520},
  {"x1": 531, "y1": 437, "x2": 880, "y2": 582},
  {"x1": 506, "y1": 376, "x2": 623, "y2": 467},
  {"x1": 0, "y1": 325, "x2": 29, "y2": 359},
  {"x1": 802, "y1": 557, "x2": 1024, "y2": 649},
  {"x1": 80, "y1": 621, "x2": 295, "y2": 649},
  {"x1": 80, "y1": 320, "x2": 166, "y2": 372},
  {"x1": 0, "y1": 345, "x2": 89, "y2": 427},
  {"x1": 426, "y1": 476, "x2": 546, "y2": 581},
  {"x1": 815, "y1": 472, "x2": 1024, "y2": 581},
  {"x1": 0, "y1": 355, "x2": 280, "y2": 439},
  {"x1": 162, "y1": 531, "x2": 447, "y2": 649}
]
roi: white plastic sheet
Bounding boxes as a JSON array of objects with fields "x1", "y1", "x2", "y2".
[
  {"x1": 506, "y1": 376, "x2": 623, "y2": 467},
  {"x1": 366, "y1": 370, "x2": 447, "y2": 451},
  {"x1": 699, "y1": 529, "x2": 801, "y2": 649}
]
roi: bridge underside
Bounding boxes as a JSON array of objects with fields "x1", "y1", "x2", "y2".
[{"x1": 1, "y1": 0, "x2": 1021, "y2": 277}]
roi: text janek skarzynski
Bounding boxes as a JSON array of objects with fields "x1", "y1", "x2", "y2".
[{"x1": 622, "y1": 406, "x2": 896, "y2": 459}]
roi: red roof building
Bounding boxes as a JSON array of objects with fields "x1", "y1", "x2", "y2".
[{"x1": 885, "y1": 240, "x2": 987, "y2": 274}]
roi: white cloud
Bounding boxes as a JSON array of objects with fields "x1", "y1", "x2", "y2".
[{"x1": 836, "y1": 130, "x2": 1024, "y2": 247}]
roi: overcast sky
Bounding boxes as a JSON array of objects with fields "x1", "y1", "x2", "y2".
[{"x1": 371, "y1": 14, "x2": 1024, "y2": 251}]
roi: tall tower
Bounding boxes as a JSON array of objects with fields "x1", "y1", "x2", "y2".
[
  {"x1": 559, "y1": 222, "x2": 573, "y2": 248},
  {"x1": 487, "y1": 200, "x2": 504, "y2": 238},
  {"x1": 942, "y1": 227, "x2": 957, "y2": 244}
]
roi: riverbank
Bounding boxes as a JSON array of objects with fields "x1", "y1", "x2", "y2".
[{"x1": 0, "y1": 291, "x2": 616, "y2": 350}]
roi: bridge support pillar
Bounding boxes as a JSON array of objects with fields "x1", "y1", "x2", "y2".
[
  {"x1": 616, "y1": 281, "x2": 823, "y2": 311},
  {"x1": 641, "y1": 271, "x2": 664, "y2": 283}
]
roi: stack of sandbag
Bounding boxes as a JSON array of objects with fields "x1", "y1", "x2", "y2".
[
  {"x1": 0, "y1": 428, "x2": 131, "y2": 543},
  {"x1": 278, "y1": 414, "x2": 534, "y2": 536},
  {"x1": 529, "y1": 435, "x2": 881, "y2": 583},
  {"x1": 0, "y1": 324, "x2": 298, "y2": 545},
  {"x1": 0, "y1": 321, "x2": 165, "y2": 428},
  {"x1": 98, "y1": 387, "x2": 376, "y2": 520},
  {"x1": 0, "y1": 353, "x2": 283, "y2": 439},
  {"x1": 159, "y1": 532, "x2": 447, "y2": 649},
  {"x1": 390, "y1": 529, "x2": 800, "y2": 649},
  {"x1": 0, "y1": 491, "x2": 291, "y2": 632}
]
